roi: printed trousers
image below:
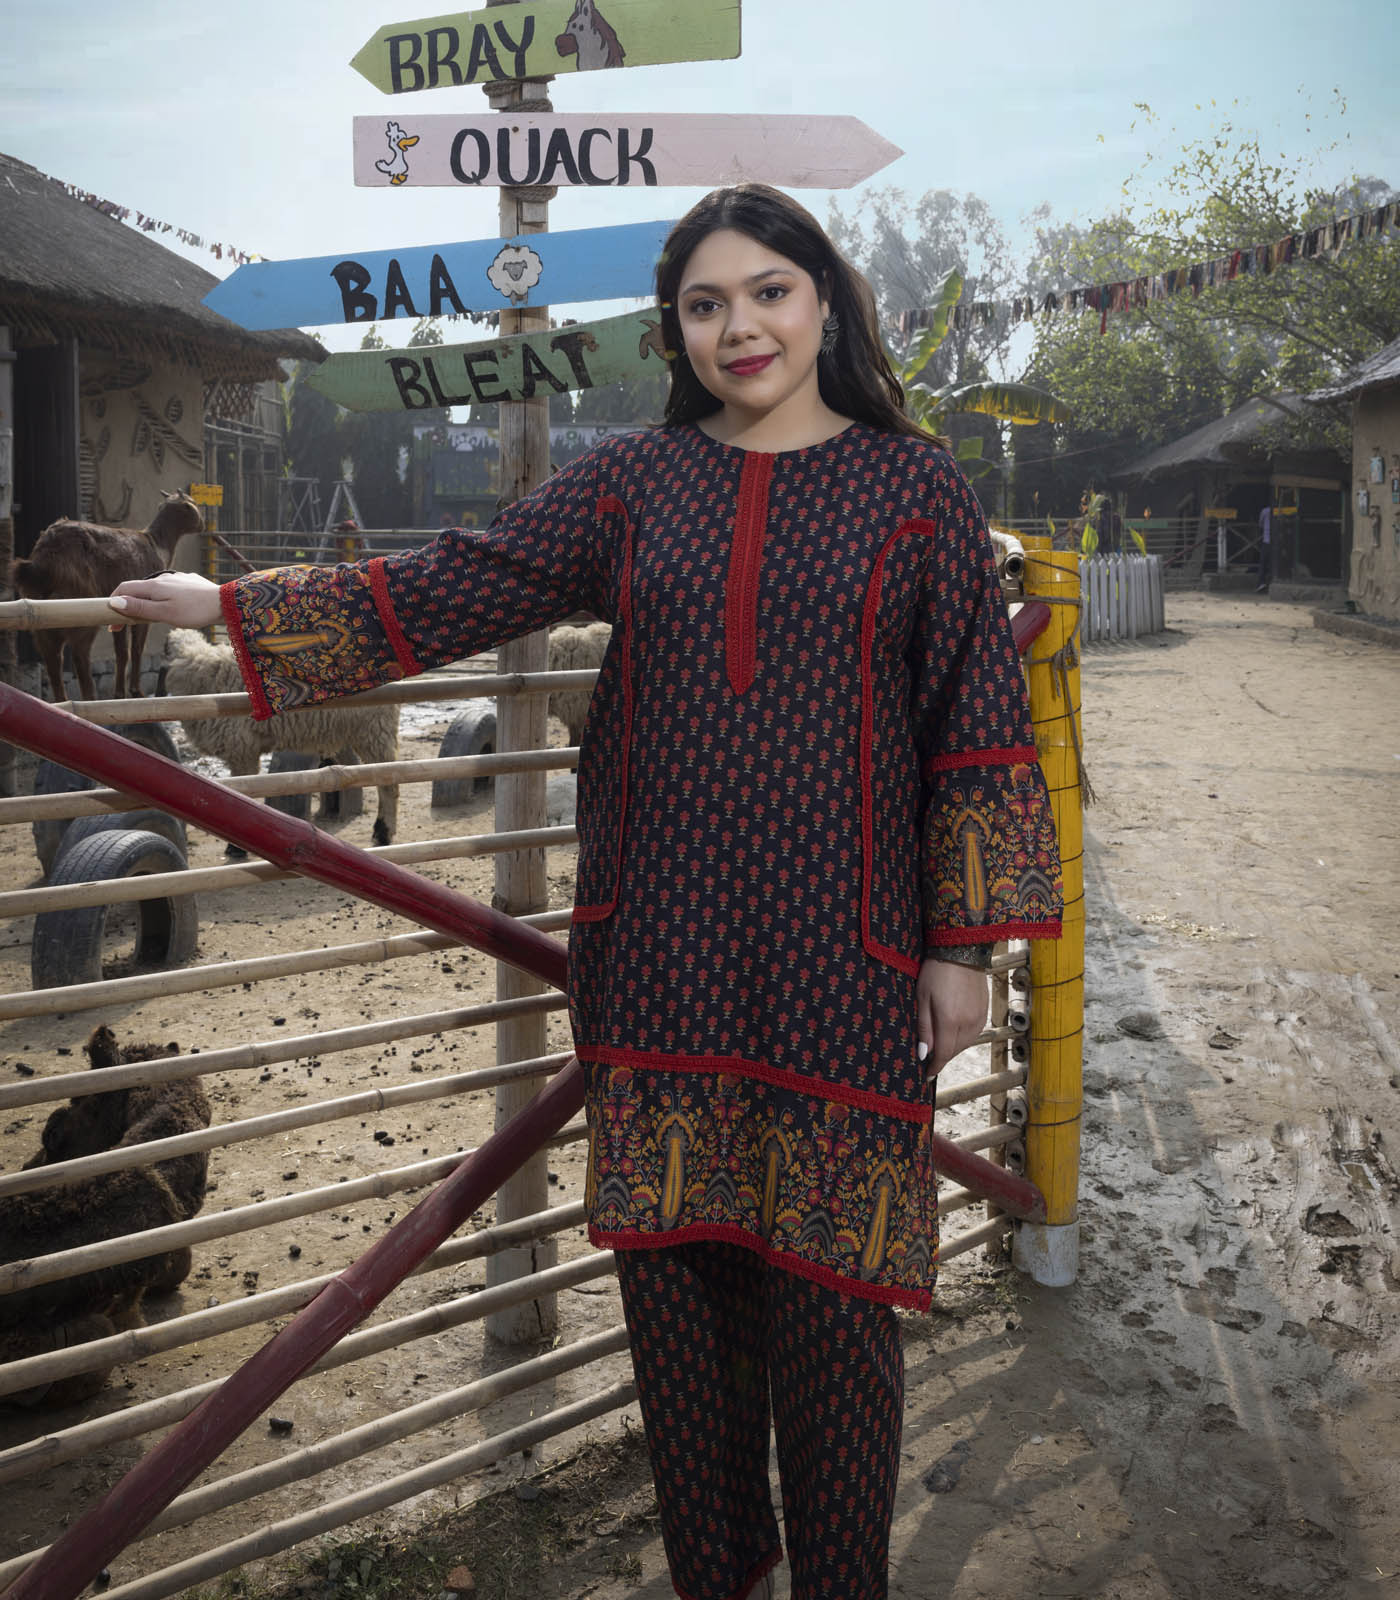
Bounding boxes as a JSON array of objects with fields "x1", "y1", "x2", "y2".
[{"x1": 615, "y1": 1241, "x2": 904, "y2": 1600}]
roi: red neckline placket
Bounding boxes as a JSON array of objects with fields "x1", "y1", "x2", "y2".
[{"x1": 724, "y1": 452, "x2": 775, "y2": 696}]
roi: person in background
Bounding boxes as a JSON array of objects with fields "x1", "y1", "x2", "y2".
[
  {"x1": 111, "y1": 184, "x2": 1063, "y2": 1600},
  {"x1": 1256, "y1": 501, "x2": 1274, "y2": 592}
]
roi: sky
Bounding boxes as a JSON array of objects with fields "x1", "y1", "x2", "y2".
[{"x1": 4, "y1": 0, "x2": 1398, "y2": 355}]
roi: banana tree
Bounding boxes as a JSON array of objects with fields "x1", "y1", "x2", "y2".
[{"x1": 897, "y1": 269, "x2": 1071, "y2": 480}]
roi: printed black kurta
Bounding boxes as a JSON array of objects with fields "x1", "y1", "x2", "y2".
[{"x1": 223, "y1": 423, "x2": 1063, "y2": 1310}]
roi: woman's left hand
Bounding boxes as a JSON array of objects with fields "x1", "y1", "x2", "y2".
[{"x1": 916, "y1": 959, "x2": 990, "y2": 1084}]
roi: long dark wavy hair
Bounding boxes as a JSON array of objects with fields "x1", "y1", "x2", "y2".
[{"x1": 655, "y1": 184, "x2": 944, "y2": 443}]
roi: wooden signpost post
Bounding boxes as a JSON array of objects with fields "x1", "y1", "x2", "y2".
[
  {"x1": 307, "y1": 307, "x2": 669, "y2": 411},
  {"x1": 353, "y1": 112, "x2": 901, "y2": 189},
  {"x1": 202, "y1": 217, "x2": 675, "y2": 330},
  {"x1": 352, "y1": 0, "x2": 740, "y2": 93}
]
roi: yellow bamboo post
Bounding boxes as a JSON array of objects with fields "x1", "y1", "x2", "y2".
[{"x1": 1014, "y1": 536, "x2": 1085, "y2": 1286}]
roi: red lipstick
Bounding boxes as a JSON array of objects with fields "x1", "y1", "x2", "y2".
[{"x1": 723, "y1": 354, "x2": 775, "y2": 376}]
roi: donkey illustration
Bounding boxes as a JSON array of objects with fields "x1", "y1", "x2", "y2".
[{"x1": 555, "y1": 0, "x2": 625, "y2": 70}]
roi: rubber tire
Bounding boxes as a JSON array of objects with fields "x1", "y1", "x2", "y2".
[
  {"x1": 32, "y1": 721, "x2": 182, "y2": 875},
  {"x1": 266, "y1": 750, "x2": 366, "y2": 824},
  {"x1": 53, "y1": 808, "x2": 189, "y2": 872},
  {"x1": 431, "y1": 703, "x2": 497, "y2": 807},
  {"x1": 31, "y1": 830, "x2": 199, "y2": 990}
]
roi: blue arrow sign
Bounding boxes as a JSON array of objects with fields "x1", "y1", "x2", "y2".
[{"x1": 202, "y1": 218, "x2": 677, "y2": 330}]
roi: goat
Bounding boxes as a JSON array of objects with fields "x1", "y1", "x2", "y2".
[
  {"x1": 0, "y1": 1027, "x2": 211, "y2": 1407},
  {"x1": 547, "y1": 621, "x2": 611, "y2": 745},
  {"x1": 163, "y1": 627, "x2": 400, "y2": 846},
  {"x1": 10, "y1": 491, "x2": 204, "y2": 702}
]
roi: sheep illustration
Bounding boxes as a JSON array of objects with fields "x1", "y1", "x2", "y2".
[
  {"x1": 486, "y1": 243, "x2": 545, "y2": 305},
  {"x1": 375, "y1": 121, "x2": 420, "y2": 186},
  {"x1": 555, "y1": 0, "x2": 626, "y2": 70}
]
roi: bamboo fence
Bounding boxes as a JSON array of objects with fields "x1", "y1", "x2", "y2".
[{"x1": 0, "y1": 572, "x2": 1076, "y2": 1596}]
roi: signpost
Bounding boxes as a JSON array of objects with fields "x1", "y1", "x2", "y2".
[
  {"x1": 353, "y1": 112, "x2": 901, "y2": 189},
  {"x1": 352, "y1": 0, "x2": 740, "y2": 93},
  {"x1": 307, "y1": 307, "x2": 669, "y2": 411},
  {"x1": 201, "y1": 217, "x2": 674, "y2": 329}
]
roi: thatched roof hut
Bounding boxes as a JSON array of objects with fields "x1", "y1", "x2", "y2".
[
  {"x1": 0, "y1": 152, "x2": 320, "y2": 381},
  {"x1": 1109, "y1": 394, "x2": 1348, "y2": 586},
  {"x1": 0, "y1": 152, "x2": 323, "y2": 558}
]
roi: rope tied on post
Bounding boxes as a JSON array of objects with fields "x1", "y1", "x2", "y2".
[{"x1": 1020, "y1": 558, "x2": 1094, "y2": 806}]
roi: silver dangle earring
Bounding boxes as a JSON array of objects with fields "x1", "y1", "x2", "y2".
[{"x1": 819, "y1": 312, "x2": 840, "y2": 355}]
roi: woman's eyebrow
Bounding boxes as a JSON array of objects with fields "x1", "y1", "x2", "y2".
[{"x1": 679, "y1": 268, "x2": 796, "y2": 297}]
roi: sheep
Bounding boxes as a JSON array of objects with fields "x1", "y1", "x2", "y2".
[
  {"x1": 0, "y1": 1027, "x2": 211, "y2": 1408},
  {"x1": 163, "y1": 627, "x2": 400, "y2": 847},
  {"x1": 10, "y1": 491, "x2": 205, "y2": 702},
  {"x1": 547, "y1": 621, "x2": 611, "y2": 746}
]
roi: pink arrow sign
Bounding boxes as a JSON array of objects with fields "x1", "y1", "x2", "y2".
[{"x1": 354, "y1": 113, "x2": 902, "y2": 190}]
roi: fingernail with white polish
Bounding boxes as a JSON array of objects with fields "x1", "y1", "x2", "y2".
[
  {"x1": 917, "y1": 1041, "x2": 928, "y2": 1061},
  {"x1": 109, "y1": 596, "x2": 127, "y2": 612}
]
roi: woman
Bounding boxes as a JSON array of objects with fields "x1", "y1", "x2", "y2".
[{"x1": 113, "y1": 184, "x2": 1062, "y2": 1600}]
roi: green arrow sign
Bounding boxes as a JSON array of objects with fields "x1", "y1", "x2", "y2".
[
  {"x1": 307, "y1": 308, "x2": 671, "y2": 411},
  {"x1": 352, "y1": 0, "x2": 741, "y2": 94}
]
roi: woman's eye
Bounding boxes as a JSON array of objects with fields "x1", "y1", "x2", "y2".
[
  {"x1": 686, "y1": 298, "x2": 719, "y2": 317},
  {"x1": 757, "y1": 284, "x2": 787, "y2": 301}
]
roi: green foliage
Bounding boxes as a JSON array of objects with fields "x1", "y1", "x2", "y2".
[
  {"x1": 1129, "y1": 526, "x2": 1148, "y2": 555},
  {"x1": 1016, "y1": 97, "x2": 1396, "y2": 513}
]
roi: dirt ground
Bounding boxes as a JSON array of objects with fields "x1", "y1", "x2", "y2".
[{"x1": 1, "y1": 591, "x2": 1398, "y2": 1599}]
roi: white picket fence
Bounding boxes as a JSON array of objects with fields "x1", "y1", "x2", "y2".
[{"x1": 1080, "y1": 553, "x2": 1165, "y2": 643}]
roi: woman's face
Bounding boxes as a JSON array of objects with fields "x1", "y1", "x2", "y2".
[{"x1": 675, "y1": 228, "x2": 830, "y2": 423}]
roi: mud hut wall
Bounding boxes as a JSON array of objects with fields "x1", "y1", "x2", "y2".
[{"x1": 1348, "y1": 386, "x2": 1400, "y2": 619}]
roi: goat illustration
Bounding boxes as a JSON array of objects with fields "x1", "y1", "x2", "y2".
[
  {"x1": 555, "y1": 0, "x2": 626, "y2": 70},
  {"x1": 375, "y1": 121, "x2": 420, "y2": 186}
]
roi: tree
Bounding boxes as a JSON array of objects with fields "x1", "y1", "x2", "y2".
[
  {"x1": 285, "y1": 320, "x2": 448, "y2": 528},
  {"x1": 1013, "y1": 101, "x2": 1399, "y2": 514},
  {"x1": 553, "y1": 363, "x2": 669, "y2": 427},
  {"x1": 895, "y1": 269, "x2": 1069, "y2": 500},
  {"x1": 828, "y1": 187, "x2": 1018, "y2": 389}
]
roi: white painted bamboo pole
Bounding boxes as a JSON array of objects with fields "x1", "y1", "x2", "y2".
[
  {"x1": 0, "y1": 1051, "x2": 575, "y2": 1200},
  {"x1": 0, "y1": 655, "x2": 597, "y2": 714},
  {"x1": 75, "y1": 1381, "x2": 640, "y2": 1600},
  {"x1": 0, "y1": 1241, "x2": 607, "y2": 1486},
  {"x1": 0, "y1": 1122, "x2": 587, "y2": 1296},
  {"x1": 0, "y1": 746, "x2": 580, "y2": 826},
  {"x1": 936, "y1": 1214, "x2": 1012, "y2": 1262},
  {"x1": 950, "y1": 1123, "x2": 1019, "y2": 1156},
  {"x1": 0, "y1": 825, "x2": 578, "y2": 918},
  {"x1": 0, "y1": 920, "x2": 571, "y2": 1021},
  {"x1": 0, "y1": 1009, "x2": 567, "y2": 1114},
  {"x1": 0, "y1": 1323, "x2": 632, "y2": 1590},
  {"x1": 0, "y1": 1200, "x2": 587, "y2": 1400}
]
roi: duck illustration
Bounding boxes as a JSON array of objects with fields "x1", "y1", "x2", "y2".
[{"x1": 375, "y1": 121, "x2": 420, "y2": 186}]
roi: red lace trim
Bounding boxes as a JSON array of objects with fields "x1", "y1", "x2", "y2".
[
  {"x1": 220, "y1": 582, "x2": 272, "y2": 721},
  {"x1": 573, "y1": 495, "x2": 634, "y2": 922},
  {"x1": 859, "y1": 518, "x2": 936, "y2": 976},
  {"x1": 591, "y1": 1221, "x2": 933, "y2": 1311},
  {"x1": 923, "y1": 743, "x2": 1040, "y2": 776},
  {"x1": 725, "y1": 453, "x2": 774, "y2": 696},
  {"x1": 368, "y1": 559, "x2": 420, "y2": 677},
  {"x1": 927, "y1": 918, "x2": 1063, "y2": 946},
  {"x1": 580, "y1": 1043, "x2": 931, "y2": 1124}
]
